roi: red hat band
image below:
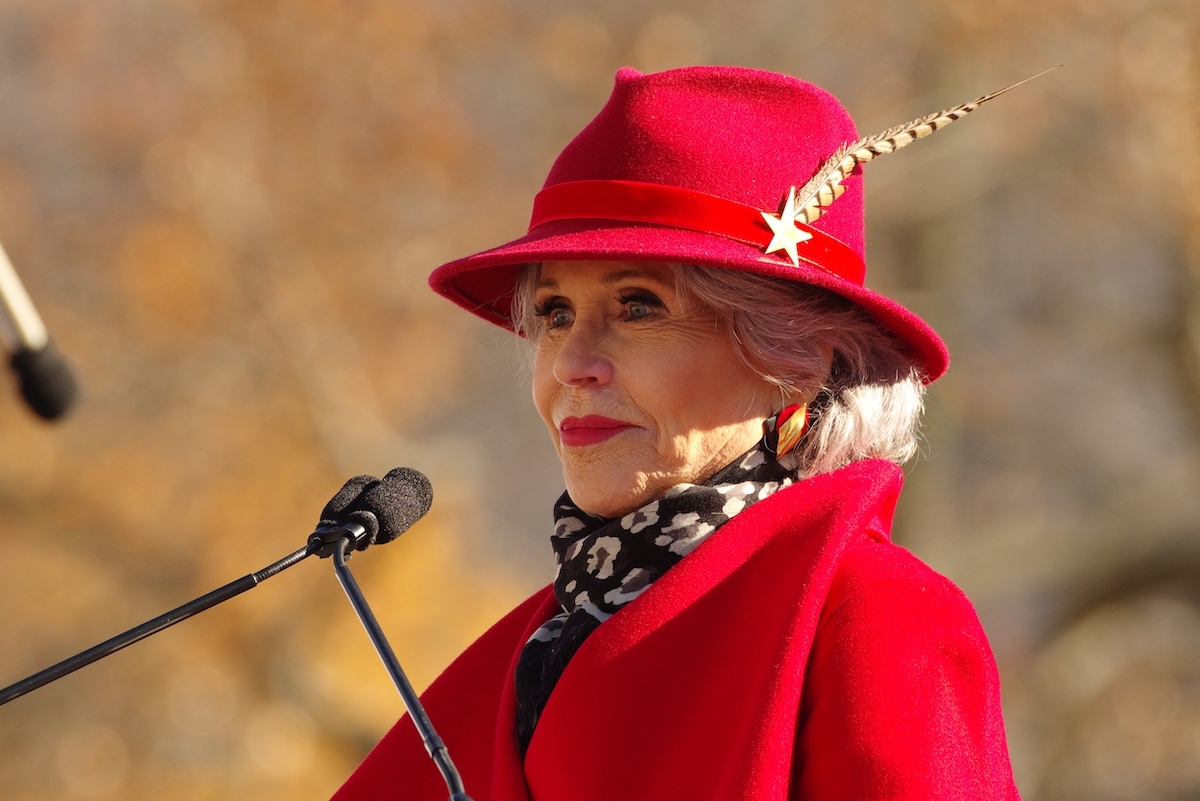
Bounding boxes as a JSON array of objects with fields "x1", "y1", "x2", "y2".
[{"x1": 529, "y1": 180, "x2": 866, "y2": 286}]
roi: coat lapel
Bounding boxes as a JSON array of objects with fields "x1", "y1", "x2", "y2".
[{"x1": 488, "y1": 591, "x2": 560, "y2": 801}]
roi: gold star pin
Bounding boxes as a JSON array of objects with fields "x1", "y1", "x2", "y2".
[{"x1": 760, "y1": 187, "x2": 812, "y2": 267}]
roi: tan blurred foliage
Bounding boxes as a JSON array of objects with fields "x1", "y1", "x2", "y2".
[
  {"x1": 0, "y1": 0, "x2": 1198, "y2": 799},
  {"x1": 0, "y1": 1, "x2": 530, "y2": 798}
]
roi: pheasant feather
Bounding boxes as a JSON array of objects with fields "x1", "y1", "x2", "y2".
[{"x1": 792, "y1": 68, "x2": 1056, "y2": 225}]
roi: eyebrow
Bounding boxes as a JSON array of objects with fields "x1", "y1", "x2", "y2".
[
  {"x1": 602, "y1": 268, "x2": 667, "y2": 285},
  {"x1": 534, "y1": 268, "x2": 669, "y2": 291}
]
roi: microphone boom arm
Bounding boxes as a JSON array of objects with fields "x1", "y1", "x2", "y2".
[{"x1": 0, "y1": 543, "x2": 314, "y2": 706}]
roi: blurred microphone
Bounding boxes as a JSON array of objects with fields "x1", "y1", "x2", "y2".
[
  {"x1": 0, "y1": 467, "x2": 434, "y2": 706},
  {"x1": 0, "y1": 237, "x2": 78, "y2": 420}
]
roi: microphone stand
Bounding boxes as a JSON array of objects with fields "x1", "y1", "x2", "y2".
[
  {"x1": 329, "y1": 532, "x2": 472, "y2": 801},
  {"x1": 0, "y1": 521, "x2": 472, "y2": 801}
]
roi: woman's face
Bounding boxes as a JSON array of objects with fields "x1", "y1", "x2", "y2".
[{"x1": 532, "y1": 260, "x2": 776, "y2": 518}]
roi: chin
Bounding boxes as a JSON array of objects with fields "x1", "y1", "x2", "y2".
[{"x1": 562, "y1": 470, "x2": 649, "y2": 519}]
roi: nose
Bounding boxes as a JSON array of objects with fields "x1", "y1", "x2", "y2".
[{"x1": 552, "y1": 319, "x2": 614, "y2": 387}]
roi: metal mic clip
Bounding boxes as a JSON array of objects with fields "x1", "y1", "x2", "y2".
[{"x1": 308, "y1": 521, "x2": 369, "y2": 558}]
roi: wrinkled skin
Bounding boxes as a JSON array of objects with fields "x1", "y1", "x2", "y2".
[{"x1": 531, "y1": 260, "x2": 777, "y2": 518}]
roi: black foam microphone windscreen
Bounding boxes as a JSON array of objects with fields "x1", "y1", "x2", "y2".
[
  {"x1": 360, "y1": 467, "x2": 434, "y2": 545},
  {"x1": 319, "y1": 474, "x2": 382, "y2": 547},
  {"x1": 320, "y1": 474, "x2": 377, "y2": 526},
  {"x1": 316, "y1": 468, "x2": 433, "y2": 551}
]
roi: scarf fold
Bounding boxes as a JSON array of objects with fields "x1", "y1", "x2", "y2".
[{"x1": 513, "y1": 435, "x2": 796, "y2": 754}]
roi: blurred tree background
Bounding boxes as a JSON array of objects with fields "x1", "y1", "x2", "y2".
[{"x1": 0, "y1": 0, "x2": 1197, "y2": 798}]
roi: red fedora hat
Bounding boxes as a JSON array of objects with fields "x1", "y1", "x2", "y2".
[{"x1": 428, "y1": 65, "x2": 949, "y2": 382}]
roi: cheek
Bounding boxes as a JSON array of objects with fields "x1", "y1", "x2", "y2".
[
  {"x1": 531, "y1": 347, "x2": 558, "y2": 427},
  {"x1": 637, "y1": 345, "x2": 765, "y2": 425}
]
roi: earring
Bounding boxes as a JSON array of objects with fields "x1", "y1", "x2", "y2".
[
  {"x1": 764, "y1": 403, "x2": 809, "y2": 457},
  {"x1": 777, "y1": 403, "x2": 809, "y2": 456}
]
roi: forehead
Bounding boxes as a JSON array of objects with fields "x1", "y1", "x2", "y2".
[{"x1": 536, "y1": 261, "x2": 675, "y2": 290}]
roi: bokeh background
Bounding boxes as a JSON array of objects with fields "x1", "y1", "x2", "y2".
[{"x1": 0, "y1": 0, "x2": 1197, "y2": 798}]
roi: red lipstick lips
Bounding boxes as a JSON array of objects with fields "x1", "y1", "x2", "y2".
[{"x1": 558, "y1": 415, "x2": 636, "y2": 447}]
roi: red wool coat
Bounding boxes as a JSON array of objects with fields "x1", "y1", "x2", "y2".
[{"x1": 333, "y1": 460, "x2": 1020, "y2": 800}]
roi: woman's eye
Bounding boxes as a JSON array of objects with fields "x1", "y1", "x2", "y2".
[
  {"x1": 627, "y1": 302, "x2": 651, "y2": 319},
  {"x1": 534, "y1": 299, "x2": 573, "y2": 330},
  {"x1": 619, "y1": 291, "x2": 663, "y2": 321}
]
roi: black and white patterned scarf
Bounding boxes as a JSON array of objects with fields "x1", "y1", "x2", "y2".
[{"x1": 513, "y1": 436, "x2": 796, "y2": 754}]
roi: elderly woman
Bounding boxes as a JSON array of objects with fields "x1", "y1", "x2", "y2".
[{"x1": 335, "y1": 66, "x2": 1019, "y2": 800}]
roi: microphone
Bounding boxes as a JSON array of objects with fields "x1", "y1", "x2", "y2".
[
  {"x1": 309, "y1": 467, "x2": 434, "y2": 556},
  {"x1": 0, "y1": 237, "x2": 78, "y2": 420},
  {"x1": 0, "y1": 468, "x2": 432, "y2": 706}
]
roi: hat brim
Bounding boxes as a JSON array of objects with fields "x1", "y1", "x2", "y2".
[{"x1": 428, "y1": 218, "x2": 949, "y2": 382}]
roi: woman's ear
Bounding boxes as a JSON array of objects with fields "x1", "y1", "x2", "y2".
[
  {"x1": 786, "y1": 341, "x2": 835, "y2": 408},
  {"x1": 816, "y1": 341, "x2": 835, "y2": 380}
]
